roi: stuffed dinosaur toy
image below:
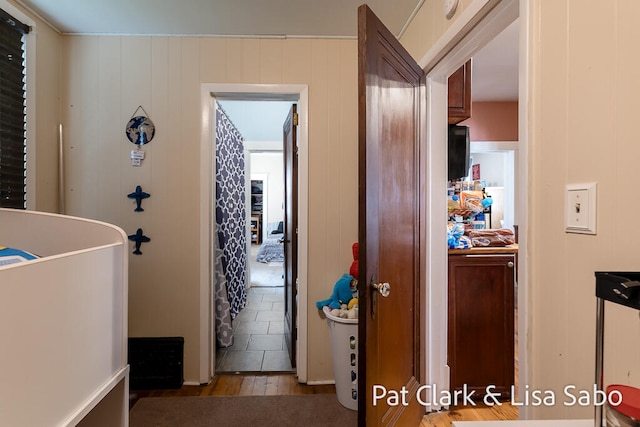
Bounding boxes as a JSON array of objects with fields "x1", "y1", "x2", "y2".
[{"x1": 316, "y1": 273, "x2": 355, "y2": 310}]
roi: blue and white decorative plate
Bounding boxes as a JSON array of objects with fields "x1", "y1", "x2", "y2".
[{"x1": 126, "y1": 116, "x2": 155, "y2": 145}]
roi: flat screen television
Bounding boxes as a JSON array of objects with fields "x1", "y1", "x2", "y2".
[{"x1": 448, "y1": 124, "x2": 470, "y2": 180}]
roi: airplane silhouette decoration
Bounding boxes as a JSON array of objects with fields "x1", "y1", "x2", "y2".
[
  {"x1": 127, "y1": 185, "x2": 150, "y2": 212},
  {"x1": 128, "y1": 228, "x2": 150, "y2": 255}
]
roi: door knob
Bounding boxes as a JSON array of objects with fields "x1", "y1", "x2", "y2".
[
  {"x1": 372, "y1": 282, "x2": 391, "y2": 297},
  {"x1": 507, "y1": 261, "x2": 514, "y2": 268}
]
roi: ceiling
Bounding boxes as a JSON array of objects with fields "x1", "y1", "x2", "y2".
[
  {"x1": 472, "y1": 19, "x2": 519, "y2": 103},
  {"x1": 218, "y1": 100, "x2": 293, "y2": 142},
  {"x1": 15, "y1": 0, "x2": 518, "y2": 102},
  {"x1": 16, "y1": 0, "x2": 420, "y2": 38}
]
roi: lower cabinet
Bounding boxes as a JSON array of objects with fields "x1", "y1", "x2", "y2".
[{"x1": 448, "y1": 254, "x2": 516, "y2": 399}]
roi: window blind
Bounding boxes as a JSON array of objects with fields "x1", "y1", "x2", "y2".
[{"x1": 0, "y1": 9, "x2": 29, "y2": 209}]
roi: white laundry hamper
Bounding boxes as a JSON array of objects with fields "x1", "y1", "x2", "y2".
[{"x1": 323, "y1": 306, "x2": 358, "y2": 411}]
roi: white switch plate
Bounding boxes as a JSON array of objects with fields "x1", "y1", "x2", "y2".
[{"x1": 565, "y1": 182, "x2": 596, "y2": 234}]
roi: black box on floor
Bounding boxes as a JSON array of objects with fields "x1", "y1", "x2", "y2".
[{"x1": 128, "y1": 337, "x2": 184, "y2": 390}]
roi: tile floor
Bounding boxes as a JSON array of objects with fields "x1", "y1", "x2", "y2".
[{"x1": 215, "y1": 286, "x2": 293, "y2": 372}]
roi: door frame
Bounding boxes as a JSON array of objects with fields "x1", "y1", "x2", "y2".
[
  {"x1": 417, "y1": 0, "x2": 529, "y2": 417},
  {"x1": 199, "y1": 83, "x2": 309, "y2": 384}
]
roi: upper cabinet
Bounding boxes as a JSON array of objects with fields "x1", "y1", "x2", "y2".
[{"x1": 448, "y1": 60, "x2": 472, "y2": 124}]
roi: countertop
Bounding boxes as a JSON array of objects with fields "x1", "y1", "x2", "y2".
[
  {"x1": 448, "y1": 244, "x2": 518, "y2": 255},
  {"x1": 452, "y1": 420, "x2": 591, "y2": 427}
]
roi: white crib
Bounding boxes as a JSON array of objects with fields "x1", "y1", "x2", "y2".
[{"x1": 0, "y1": 208, "x2": 129, "y2": 426}]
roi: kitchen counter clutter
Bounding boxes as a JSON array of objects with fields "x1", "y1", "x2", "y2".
[
  {"x1": 447, "y1": 182, "x2": 515, "y2": 249},
  {"x1": 448, "y1": 222, "x2": 516, "y2": 249},
  {"x1": 452, "y1": 421, "x2": 592, "y2": 426},
  {"x1": 448, "y1": 180, "x2": 492, "y2": 225},
  {"x1": 449, "y1": 244, "x2": 518, "y2": 255}
]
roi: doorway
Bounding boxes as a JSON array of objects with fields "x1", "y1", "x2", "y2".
[
  {"x1": 215, "y1": 100, "x2": 293, "y2": 373},
  {"x1": 199, "y1": 84, "x2": 309, "y2": 383},
  {"x1": 420, "y1": 0, "x2": 527, "y2": 418}
]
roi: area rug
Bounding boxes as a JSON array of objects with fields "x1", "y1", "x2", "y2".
[
  {"x1": 250, "y1": 260, "x2": 283, "y2": 287},
  {"x1": 129, "y1": 394, "x2": 357, "y2": 426}
]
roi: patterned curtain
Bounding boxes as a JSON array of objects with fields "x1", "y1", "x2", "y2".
[
  {"x1": 215, "y1": 104, "x2": 247, "y2": 320},
  {"x1": 214, "y1": 232, "x2": 234, "y2": 347}
]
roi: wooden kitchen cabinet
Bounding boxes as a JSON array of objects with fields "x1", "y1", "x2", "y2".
[
  {"x1": 448, "y1": 252, "x2": 515, "y2": 399},
  {"x1": 448, "y1": 60, "x2": 472, "y2": 124}
]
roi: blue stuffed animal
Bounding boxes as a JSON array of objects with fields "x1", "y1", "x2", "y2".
[{"x1": 316, "y1": 273, "x2": 356, "y2": 310}]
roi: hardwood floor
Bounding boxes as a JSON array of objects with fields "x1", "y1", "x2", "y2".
[
  {"x1": 131, "y1": 310, "x2": 519, "y2": 425},
  {"x1": 130, "y1": 373, "x2": 517, "y2": 426},
  {"x1": 130, "y1": 373, "x2": 335, "y2": 402},
  {"x1": 420, "y1": 402, "x2": 518, "y2": 426}
]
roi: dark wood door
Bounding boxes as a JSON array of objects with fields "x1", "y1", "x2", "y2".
[
  {"x1": 358, "y1": 5, "x2": 425, "y2": 426},
  {"x1": 448, "y1": 254, "x2": 515, "y2": 398},
  {"x1": 283, "y1": 104, "x2": 298, "y2": 368}
]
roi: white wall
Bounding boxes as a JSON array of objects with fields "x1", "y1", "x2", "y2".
[
  {"x1": 60, "y1": 35, "x2": 358, "y2": 384},
  {"x1": 471, "y1": 152, "x2": 506, "y2": 187},
  {"x1": 527, "y1": 0, "x2": 640, "y2": 419}
]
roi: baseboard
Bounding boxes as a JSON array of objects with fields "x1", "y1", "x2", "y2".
[{"x1": 306, "y1": 380, "x2": 336, "y2": 386}]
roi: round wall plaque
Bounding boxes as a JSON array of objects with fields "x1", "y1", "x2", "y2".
[{"x1": 126, "y1": 116, "x2": 155, "y2": 145}]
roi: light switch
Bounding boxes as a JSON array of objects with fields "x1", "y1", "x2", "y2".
[{"x1": 565, "y1": 183, "x2": 597, "y2": 234}]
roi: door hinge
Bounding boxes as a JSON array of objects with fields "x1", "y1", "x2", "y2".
[{"x1": 293, "y1": 112, "x2": 299, "y2": 126}]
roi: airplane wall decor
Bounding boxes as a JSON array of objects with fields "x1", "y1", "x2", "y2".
[
  {"x1": 127, "y1": 185, "x2": 150, "y2": 212},
  {"x1": 128, "y1": 228, "x2": 150, "y2": 255}
]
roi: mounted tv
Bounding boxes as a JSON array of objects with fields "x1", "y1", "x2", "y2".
[{"x1": 448, "y1": 124, "x2": 470, "y2": 180}]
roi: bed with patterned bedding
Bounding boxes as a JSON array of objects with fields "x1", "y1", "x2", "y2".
[{"x1": 256, "y1": 221, "x2": 285, "y2": 263}]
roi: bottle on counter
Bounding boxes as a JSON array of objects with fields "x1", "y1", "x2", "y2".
[{"x1": 448, "y1": 195, "x2": 460, "y2": 212}]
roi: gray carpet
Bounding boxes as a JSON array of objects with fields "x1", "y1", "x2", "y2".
[
  {"x1": 250, "y1": 260, "x2": 283, "y2": 287},
  {"x1": 129, "y1": 394, "x2": 357, "y2": 426},
  {"x1": 249, "y1": 244, "x2": 283, "y2": 287}
]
